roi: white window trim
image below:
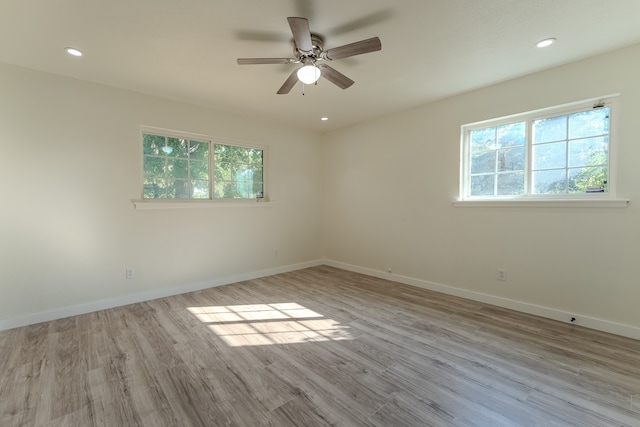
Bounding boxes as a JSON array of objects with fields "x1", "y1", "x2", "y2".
[
  {"x1": 452, "y1": 198, "x2": 628, "y2": 208},
  {"x1": 456, "y1": 94, "x2": 629, "y2": 207},
  {"x1": 132, "y1": 199, "x2": 275, "y2": 209},
  {"x1": 136, "y1": 126, "x2": 269, "y2": 208}
]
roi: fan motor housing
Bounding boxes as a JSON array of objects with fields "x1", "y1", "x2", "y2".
[{"x1": 293, "y1": 34, "x2": 324, "y2": 60}]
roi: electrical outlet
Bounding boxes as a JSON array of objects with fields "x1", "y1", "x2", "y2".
[
  {"x1": 126, "y1": 267, "x2": 135, "y2": 279},
  {"x1": 497, "y1": 269, "x2": 507, "y2": 281}
]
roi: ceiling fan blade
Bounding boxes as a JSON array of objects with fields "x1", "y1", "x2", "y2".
[
  {"x1": 287, "y1": 17, "x2": 313, "y2": 52},
  {"x1": 237, "y1": 58, "x2": 292, "y2": 65},
  {"x1": 277, "y1": 69, "x2": 299, "y2": 94},
  {"x1": 324, "y1": 37, "x2": 382, "y2": 60},
  {"x1": 317, "y1": 64, "x2": 354, "y2": 90}
]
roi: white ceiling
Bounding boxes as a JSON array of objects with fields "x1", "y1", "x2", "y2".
[{"x1": 2, "y1": 0, "x2": 640, "y2": 132}]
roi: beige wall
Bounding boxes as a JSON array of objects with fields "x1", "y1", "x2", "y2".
[
  {"x1": 0, "y1": 63, "x2": 323, "y2": 326},
  {"x1": 322, "y1": 43, "x2": 640, "y2": 333}
]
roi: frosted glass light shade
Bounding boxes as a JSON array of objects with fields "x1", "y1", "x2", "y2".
[{"x1": 297, "y1": 65, "x2": 321, "y2": 84}]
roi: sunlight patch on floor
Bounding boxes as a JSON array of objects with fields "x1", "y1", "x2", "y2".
[{"x1": 188, "y1": 303, "x2": 354, "y2": 346}]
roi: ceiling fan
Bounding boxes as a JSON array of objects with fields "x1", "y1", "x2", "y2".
[{"x1": 237, "y1": 17, "x2": 382, "y2": 94}]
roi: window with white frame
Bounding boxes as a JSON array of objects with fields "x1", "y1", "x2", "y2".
[
  {"x1": 460, "y1": 97, "x2": 614, "y2": 200},
  {"x1": 142, "y1": 128, "x2": 264, "y2": 200},
  {"x1": 213, "y1": 143, "x2": 264, "y2": 199}
]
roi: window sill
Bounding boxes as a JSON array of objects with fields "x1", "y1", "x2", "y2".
[
  {"x1": 452, "y1": 198, "x2": 629, "y2": 208},
  {"x1": 132, "y1": 199, "x2": 275, "y2": 210}
]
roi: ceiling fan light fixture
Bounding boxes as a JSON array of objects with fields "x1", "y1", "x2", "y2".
[{"x1": 297, "y1": 64, "x2": 321, "y2": 84}]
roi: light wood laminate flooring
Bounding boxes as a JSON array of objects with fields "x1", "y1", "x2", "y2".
[{"x1": 1, "y1": 266, "x2": 640, "y2": 426}]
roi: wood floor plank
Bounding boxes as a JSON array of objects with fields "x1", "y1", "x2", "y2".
[
  {"x1": 367, "y1": 393, "x2": 455, "y2": 427},
  {"x1": 265, "y1": 359, "x2": 371, "y2": 427},
  {"x1": 1, "y1": 265, "x2": 640, "y2": 426},
  {"x1": 267, "y1": 394, "x2": 337, "y2": 427}
]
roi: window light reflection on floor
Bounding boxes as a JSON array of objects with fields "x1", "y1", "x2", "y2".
[{"x1": 187, "y1": 303, "x2": 354, "y2": 346}]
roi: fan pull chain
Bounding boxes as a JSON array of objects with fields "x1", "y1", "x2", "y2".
[{"x1": 301, "y1": 80, "x2": 318, "y2": 96}]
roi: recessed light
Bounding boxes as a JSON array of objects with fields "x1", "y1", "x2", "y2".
[
  {"x1": 65, "y1": 47, "x2": 83, "y2": 57},
  {"x1": 321, "y1": 117, "x2": 329, "y2": 121},
  {"x1": 536, "y1": 38, "x2": 556, "y2": 48}
]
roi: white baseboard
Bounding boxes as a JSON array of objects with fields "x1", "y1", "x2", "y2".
[
  {"x1": 323, "y1": 259, "x2": 640, "y2": 341},
  {"x1": 0, "y1": 260, "x2": 324, "y2": 332}
]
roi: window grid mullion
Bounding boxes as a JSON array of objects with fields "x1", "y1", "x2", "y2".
[
  {"x1": 525, "y1": 119, "x2": 532, "y2": 195},
  {"x1": 564, "y1": 116, "x2": 570, "y2": 192},
  {"x1": 209, "y1": 142, "x2": 214, "y2": 200},
  {"x1": 493, "y1": 128, "x2": 499, "y2": 196}
]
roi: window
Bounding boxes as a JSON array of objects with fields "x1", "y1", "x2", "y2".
[
  {"x1": 460, "y1": 97, "x2": 614, "y2": 200},
  {"x1": 213, "y1": 144, "x2": 264, "y2": 199},
  {"x1": 143, "y1": 133, "x2": 211, "y2": 199},
  {"x1": 142, "y1": 128, "x2": 264, "y2": 200}
]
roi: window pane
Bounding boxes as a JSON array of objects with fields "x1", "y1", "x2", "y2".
[
  {"x1": 533, "y1": 169, "x2": 566, "y2": 194},
  {"x1": 171, "y1": 180, "x2": 190, "y2": 199},
  {"x1": 470, "y1": 127, "x2": 495, "y2": 152},
  {"x1": 224, "y1": 145, "x2": 243, "y2": 162},
  {"x1": 569, "y1": 108, "x2": 609, "y2": 139},
  {"x1": 247, "y1": 149, "x2": 263, "y2": 166},
  {"x1": 189, "y1": 140, "x2": 209, "y2": 160},
  {"x1": 470, "y1": 175, "x2": 495, "y2": 197},
  {"x1": 143, "y1": 156, "x2": 165, "y2": 177},
  {"x1": 143, "y1": 134, "x2": 164, "y2": 155},
  {"x1": 236, "y1": 146, "x2": 253, "y2": 163},
  {"x1": 470, "y1": 151, "x2": 496, "y2": 174},
  {"x1": 190, "y1": 160, "x2": 209, "y2": 180},
  {"x1": 533, "y1": 115, "x2": 566, "y2": 143},
  {"x1": 497, "y1": 172, "x2": 524, "y2": 195},
  {"x1": 532, "y1": 142, "x2": 566, "y2": 170},
  {"x1": 568, "y1": 166, "x2": 607, "y2": 193},
  {"x1": 214, "y1": 162, "x2": 232, "y2": 181},
  {"x1": 498, "y1": 147, "x2": 524, "y2": 172},
  {"x1": 167, "y1": 158, "x2": 189, "y2": 179},
  {"x1": 497, "y1": 122, "x2": 525, "y2": 148},
  {"x1": 235, "y1": 183, "x2": 251, "y2": 198},
  {"x1": 144, "y1": 179, "x2": 167, "y2": 199},
  {"x1": 191, "y1": 180, "x2": 210, "y2": 198},
  {"x1": 251, "y1": 166, "x2": 263, "y2": 182},
  {"x1": 253, "y1": 183, "x2": 264, "y2": 198},
  {"x1": 165, "y1": 137, "x2": 188, "y2": 158},
  {"x1": 214, "y1": 144, "x2": 264, "y2": 199},
  {"x1": 568, "y1": 136, "x2": 608, "y2": 168},
  {"x1": 234, "y1": 163, "x2": 252, "y2": 180},
  {"x1": 215, "y1": 181, "x2": 238, "y2": 199}
]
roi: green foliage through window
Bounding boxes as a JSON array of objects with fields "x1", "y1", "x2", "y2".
[
  {"x1": 143, "y1": 134, "x2": 211, "y2": 199},
  {"x1": 142, "y1": 130, "x2": 264, "y2": 200},
  {"x1": 213, "y1": 144, "x2": 264, "y2": 199}
]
